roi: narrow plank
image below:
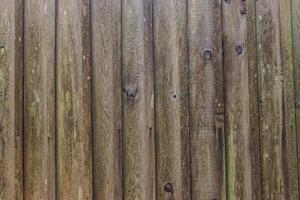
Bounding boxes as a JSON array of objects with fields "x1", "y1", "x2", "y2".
[
  {"x1": 247, "y1": 0, "x2": 262, "y2": 199},
  {"x1": 24, "y1": 0, "x2": 56, "y2": 199},
  {"x1": 256, "y1": 0, "x2": 299, "y2": 198},
  {"x1": 56, "y1": 0, "x2": 93, "y2": 199},
  {"x1": 0, "y1": 0, "x2": 16, "y2": 199},
  {"x1": 153, "y1": 0, "x2": 190, "y2": 199},
  {"x1": 222, "y1": 0, "x2": 252, "y2": 199},
  {"x1": 91, "y1": 0, "x2": 123, "y2": 199},
  {"x1": 291, "y1": 0, "x2": 300, "y2": 192},
  {"x1": 279, "y1": 0, "x2": 299, "y2": 198},
  {"x1": 122, "y1": 0, "x2": 155, "y2": 199},
  {"x1": 15, "y1": 0, "x2": 24, "y2": 199},
  {"x1": 187, "y1": 0, "x2": 224, "y2": 199}
]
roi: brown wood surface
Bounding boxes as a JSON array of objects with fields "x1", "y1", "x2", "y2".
[
  {"x1": 247, "y1": 0, "x2": 262, "y2": 199},
  {"x1": 0, "y1": 0, "x2": 16, "y2": 199},
  {"x1": 0, "y1": 1, "x2": 300, "y2": 199},
  {"x1": 24, "y1": 0, "x2": 56, "y2": 199},
  {"x1": 56, "y1": 0, "x2": 93, "y2": 199},
  {"x1": 91, "y1": 0, "x2": 123, "y2": 199},
  {"x1": 278, "y1": 0, "x2": 299, "y2": 198},
  {"x1": 291, "y1": 0, "x2": 300, "y2": 193},
  {"x1": 223, "y1": 0, "x2": 252, "y2": 199},
  {"x1": 188, "y1": 0, "x2": 224, "y2": 199},
  {"x1": 256, "y1": 0, "x2": 299, "y2": 198},
  {"x1": 15, "y1": 0, "x2": 24, "y2": 199},
  {"x1": 154, "y1": 0, "x2": 190, "y2": 199},
  {"x1": 122, "y1": 0, "x2": 155, "y2": 199}
]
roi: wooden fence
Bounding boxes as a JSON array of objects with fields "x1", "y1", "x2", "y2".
[{"x1": 0, "y1": 0, "x2": 300, "y2": 199}]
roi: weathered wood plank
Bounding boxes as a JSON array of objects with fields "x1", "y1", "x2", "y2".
[
  {"x1": 222, "y1": 0, "x2": 252, "y2": 199},
  {"x1": 278, "y1": 0, "x2": 299, "y2": 198},
  {"x1": 24, "y1": 0, "x2": 56, "y2": 199},
  {"x1": 256, "y1": 0, "x2": 299, "y2": 198},
  {"x1": 291, "y1": 0, "x2": 300, "y2": 194},
  {"x1": 247, "y1": 0, "x2": 262, "y2": 199},
  {"x1": 91, "y1": 0, "x2": 122, "y2": 199},
  {"x1": 122, "y1": 0, "x2": 155, "y2": 199},
  {"x1": 154, "y1": 0, "x2": 190, "y2": 199},
  {"x1": 56, "y1": 0, "x2": 93, "y2": 199},
  {"x1": 15, "y1": 0, "x2": 24, "y2": 199},
  {"x1": 187, "y1": 0, "x2": 224, "y2": 199},
  {"x1": 0, "y1": 1, "x2": 18, "y2": 199},
  {"x1": 0, "y1": 1, "x2": 16, "y2": 199}
]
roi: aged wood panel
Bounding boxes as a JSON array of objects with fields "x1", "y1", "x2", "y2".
[
  {"x1": 187, "y1": 0, "x2": 224, "y2": 199},
  {"x1": 256, "y1": 0, "x2": 299, "y2": 198},
  {"x1": 15, "y1": 0, "x2": 24, "y2": 199},
  {"x1": 247, "y1": 0, "x2": 262, "y2": 199},
  {"x1": 222, "y1": 0, "x2": 252, "y2": 199},
  {"x1": 278, "y1": 0, "x2": 299, "y2": 198},
  {"x1": 122, "y1": 0, "x2": 155, "y2": 199},
  {"x1": 291, "y1": 0, "x2": 300, "y2": 192},
  {"x1": 56, "y1": 0, "x2": 93, "y2": 199},
  {"x1": 0, "y1": 1, "x2": 17, "y2": 199},
  {"x1": 91, "y1": 0, "x2": 122, "y2": 199},
  {"x1": 24, "y1": 0, "x2": 56, "y2": 199},
  {"x1": 154, "y1": 0, "x2": 190, "y2": 199}
]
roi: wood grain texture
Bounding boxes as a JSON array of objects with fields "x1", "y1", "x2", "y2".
[
  {"x1": 247, "y1": 0, "x2": 262, "y2": 199},
  {"x1": 15, "y1": 0, "x2": 24, "y2": 199},
  {"x1": 154, "y1": 0, "x2": 190, "y2": 199},
  {"x1": 291, "y1": 0, "x2": 300, "y2": 192},
  {"x1": 187, "y1": 0, "x2": 224, "y2": 199},
  {"x1": 0, "y1": 0, "x2": 16, "y2": 199},
  {"x1": 91, "y1": 0, "x2": 122, "y2": 199},
  {"x1": 24, "y1": 0, "x2": 56, "y2": 199},
  {"x1": 222, "y1": 0, "x2": 252, "y2": 199},
  {"x1": 0, "y1": 1, "x2": 17, "y2": 199},
  {"x1": 278, "y1": 0, "x2": 299, "y2": 198},
  {"x1": 56, "y1": 0, "x2": 93, "y2": 199},
  {"x1": 256, "y1": 0, "x2": 299, "y2": 198},
  {"x1": 122, "y1": 0, "x2": 155, "y2": 199}
]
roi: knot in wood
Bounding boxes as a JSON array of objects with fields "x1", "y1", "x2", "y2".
[
  {"x1": 295, "y1": 100, "x2": 300, "y2": 109},
  {"x1": 164, "y1": 182, "x2": 174, "y2": 194},
  {"x1": 123, "y1": 86, "x2": 138, "y2": 100},
  {"x1": 203, "y1": 49, "x2": 213, "y2": 61},
  {"x1": 235, "y1": 44, "x2": 244, "y2": 55},
  {"x1": 240, "y1": 0, "x2": 246, "y2": 14},
  {"x1": 224, "y1": 0, "x2": 231, "y2": 4}
]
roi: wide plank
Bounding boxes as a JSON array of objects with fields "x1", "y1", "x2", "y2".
[
  {"x1": 122, "y1": 0, "x2": 155, "y2": 199},
  {"x1": 223, "y1": 0, "x2": 252, "y2": 198},
  {"x1": 56, "y1": 0, "x2": 93, "y2": 198},
  {"x1": 154, "y1": 0, "x2": 190, "y2": 199},
  {"x1": 24, "y1": 0, "x2": 56, "y2": 199},
  {"x1": 188, "y1": 0, "x2": 224, "y2": 199}
]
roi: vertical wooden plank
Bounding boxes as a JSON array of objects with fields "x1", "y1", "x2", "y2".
[
  {"x1": 256, "y1": 0, "x2": 299, "y2": 198},
  {"x1": 91, "y1": 0, "x2": 123, "y2": 199},
  {"x1": 56, "y1": 0, "x2": 93, "y2": 199},
  {"x1": 279, "y1": 0, "x2": 299, "y2": 198},
  {"x1": 122, "y1": 0, "x2": 155, "y2": 199},
  {"x1": 187, "y1": 0, "x2": 224, "y2": 199},
  {"x1": 24, "y1": 0, "x2": 56, "y2": 199},
  {"x1": 222, "y1": 0, "x2": 252, "y2": 199},
  {"x1": 0, "y1": 0, "x2": 16, "y2": 199},
  {"x1": 154, "y1": 0, "x2": 190, "y2": 199},
  {"x1": 15, "y1": 0, "x2": 24, "y2": 199},
  {"x1": 291, "y1": 0, "x2": 300, "y2": 192},
  {"x1": 247, "y1": 0, "x2": 262, "y2": 199}
]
